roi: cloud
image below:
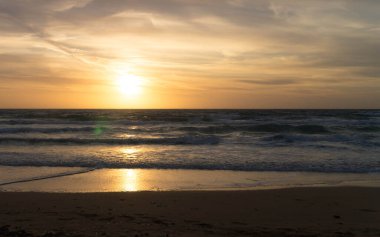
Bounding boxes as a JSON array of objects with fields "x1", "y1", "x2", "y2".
[
  {"x1": 238, "y1": 79, "x2": 296, "y2": 85},
  {"x1": 0, "y1": 0, "x2": 379, "y2": 108}
]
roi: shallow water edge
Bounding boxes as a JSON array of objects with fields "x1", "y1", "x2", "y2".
[{"x1": 1, "y1": 166, "x2": 380, "y2": 192}]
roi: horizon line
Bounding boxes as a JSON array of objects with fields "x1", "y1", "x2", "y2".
[{"x1": 0, "y1": 108, "x2": 378, "y2": 110}]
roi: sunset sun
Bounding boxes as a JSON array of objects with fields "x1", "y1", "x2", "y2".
[{"x1": 115, "y1": 73, "x2": 144, "y2": 97}]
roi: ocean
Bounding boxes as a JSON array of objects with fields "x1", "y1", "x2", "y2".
[{"x1": 0, "y1": 109, "x2": 379, "y2": 173}]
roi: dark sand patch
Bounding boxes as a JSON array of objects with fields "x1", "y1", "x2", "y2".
[{"x1": 0, "y1": 187, "x2": 380, "y2": 236}]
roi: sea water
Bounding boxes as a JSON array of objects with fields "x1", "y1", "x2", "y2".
[{"x1": 0, "y1": 109, "x2": 379, "y2": 173}]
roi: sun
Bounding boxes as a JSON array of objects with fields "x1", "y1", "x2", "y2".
[{"x1": 116, "y1": 72, "x2": 144, "y2": 97}]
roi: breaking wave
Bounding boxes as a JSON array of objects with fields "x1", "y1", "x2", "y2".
[
  {"x1": 178, "y1": 124, "x2": 330, "y2": 134},
  {"x1": 0, "y1": 136, "x2": 220, "y2": 145},
  {"x1": 0, "y1": 127, "x2": 95, "y2": 134}
]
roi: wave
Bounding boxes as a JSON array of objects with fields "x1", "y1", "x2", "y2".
[
  {"x1": 179, "y1": 124, "x2": 330, "y2": 134},
  {"x1": 0, "y1": 127, "x2": 95, "y2": 134},
  {"x1": 354, "y1": 126, "x2": 380, "y2": 132},
  {"x1": 1, "y1": 161, "x2": 379, "y2": 173},
  {"x1": 1, "y1": 109, "x2": 378, "y2": 124},
  {"x1": 261, "y1": 134, "x2": 380, "y2": 147},
  {"x1": 0, "y1": 123, "x2": 333, "y2": 135},
  {"x1": 0, "y1": 136, "x2": 220, "y2": 145},
  {"x1": 1, "y1": 124, "x2": 379, "y2": 135}
]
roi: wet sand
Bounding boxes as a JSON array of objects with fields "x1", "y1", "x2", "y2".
[
  {"x1": 2, "y1": 166, "x2": 380, "y2": 192},
  {"x1": 1, "y1": 187, "x2": 380, "y2": 237}
]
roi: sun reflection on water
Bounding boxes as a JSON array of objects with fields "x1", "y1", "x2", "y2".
[
  {"x1": 123, "y1": 169, "x2": 138, "y2": 191},
  {"x1": 116, "y1": 134, "x2": 137, "y2": 139},
  {"x1": 120, "y1": 147, "x2": 140, "y2": 159}
]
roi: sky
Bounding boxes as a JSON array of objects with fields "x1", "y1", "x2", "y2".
[{"x1": 0, "y1": 0, "x2": 379, "y2": 109}]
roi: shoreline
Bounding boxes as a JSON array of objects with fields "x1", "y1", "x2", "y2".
[
  {"x1": 1, "y1": 187, "x2": 379, "y2": 236},
  {"x1": 1, "y1": 166, "x2": 380, "y2": 236},
  {"x1": 1, "y1": 166, "x2": 380, "y2": 192}
]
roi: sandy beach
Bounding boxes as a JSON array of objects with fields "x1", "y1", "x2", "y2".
[{"x1": 1, "y1": 187, "x2": 379, "y2": 237}]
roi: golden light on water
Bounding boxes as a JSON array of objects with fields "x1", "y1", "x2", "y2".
[
  {"x1": 120, "y1": 147, "x2": 140, "y2": 159},
  {"x1": 123, "y1": 169, "x2": 138, "y2": 191},
  {"x1": 120, "y1": 148, "x2": 140, "y2": 191}
]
